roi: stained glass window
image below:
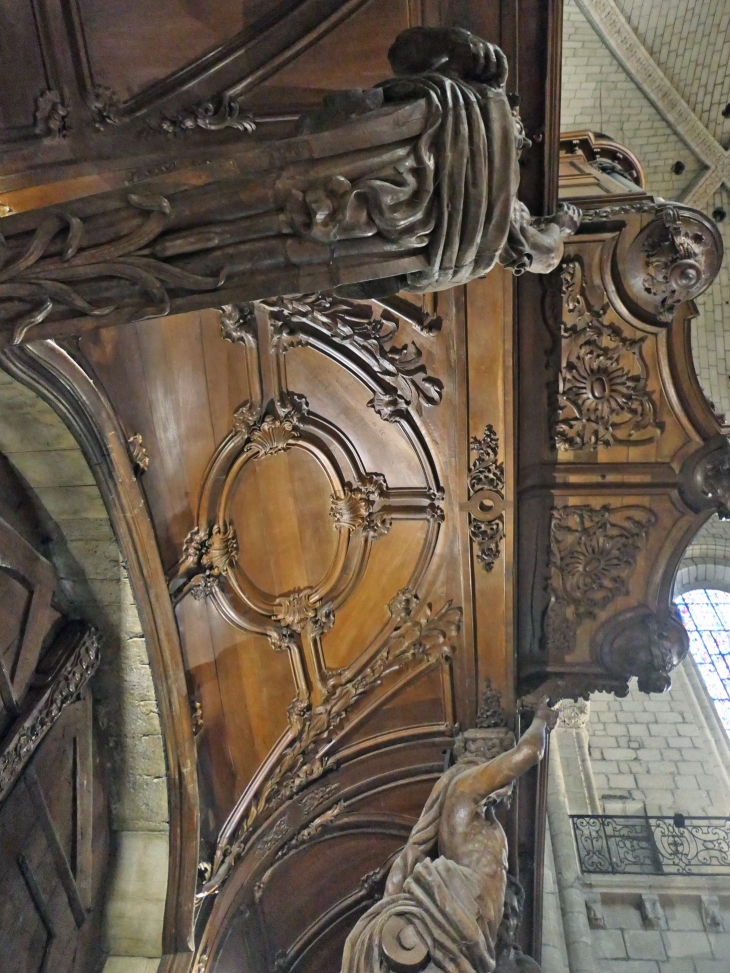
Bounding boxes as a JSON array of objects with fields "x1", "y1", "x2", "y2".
[{"x1": 676, "y1": 589, "x2": 730, "y2": 734}]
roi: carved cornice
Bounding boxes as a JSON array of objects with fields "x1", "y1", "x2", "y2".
[
  {"x1": 544, "y1": 503, "x2": 656, "y2": 657},
  {"x1": 0, "y1": 624, "x2": 100, "y2": 803},
  {"x1": 198, "y1": 593, "x2": 462, "y2": 898},
  {"x1": 554, "y1": 259, "x2": 660, "y2": 450},
  {"x1": 468, "y1": 425, "x2": 505, "y2": 572},
  {"x1": 261, "y1": 295, "x2": 444, "y2": 422}
]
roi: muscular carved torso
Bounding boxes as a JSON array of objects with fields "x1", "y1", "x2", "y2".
[{"x1": 439, "y1": 782, "x2": 509, "y2": 936}]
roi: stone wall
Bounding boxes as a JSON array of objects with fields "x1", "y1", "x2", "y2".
[
  {"x1": 0, "y1": 366, "x2": 169, "y2": 965},
  {"x1": 545, "y1": 658, "x2": 730, "y2": 973}
]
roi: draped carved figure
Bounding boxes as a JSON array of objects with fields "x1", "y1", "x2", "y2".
[
  {"x1": 339, "y1": 702, "x2": 558, "y2": 973},
  {"x1": 0, "y1": 28, "x2": 579, "y2": 343}
]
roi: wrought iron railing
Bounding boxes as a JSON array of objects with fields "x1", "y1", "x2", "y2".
[{"x1": 571, "y1": 814, "x2": 730, "y2": 876}]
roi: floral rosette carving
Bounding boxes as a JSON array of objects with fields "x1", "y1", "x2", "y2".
[{"x1": 554, "y1": 260, "x2": 660, "y2": 450}]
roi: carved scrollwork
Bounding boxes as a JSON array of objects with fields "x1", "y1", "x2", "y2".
[
  {"x1": 0, "y1": 624, "x2": 100, "y2": 802},
  {"x1": 272, "y1": 588, "x2": 320, "y2": 633},
  {"x1": 199, "y1": 595, "x2": 462, "y2": 898},
  {"x1": 153, "y1": 93, "x2": 256, "y2": 137},
  {"x1": 597, "y1": 607, "x2": 689, "y2": 694},
  {"x1": 468, "y1": 425, "x2": 505, "y2": 572},
  {"x1": 220, "y1": 303, "x2": 257, "y2": 344},
  {"x1": 261, "y1": 295, "x2": 444, "y2": 422},
  {"x1": 87, "y1": 86, "x2": 123, "y2": 128},
  {"x1": 34, "y1": 90, "x2": 69, "y2": 138},
  {"x1": 554, "y1": 260, "x2": 660, "y2": 450},
  {"x1": 544, "y1": 504, "x2": 656, "y2": 657}
]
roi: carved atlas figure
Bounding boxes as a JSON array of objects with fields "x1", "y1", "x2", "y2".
[
  {"x1": 0, "y1": 27, "x2": 580, "y2": 342},
  {"x1": 339, "y1": 700, "x2": 558, "y2": 973}
]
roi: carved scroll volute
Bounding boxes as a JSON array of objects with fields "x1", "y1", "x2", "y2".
[{"x1": 614, "y1": 204, "x2": 722, "y2": 327}]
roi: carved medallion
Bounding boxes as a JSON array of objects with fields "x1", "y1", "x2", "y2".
[
  {"x1": 467, "y1": 425, "x2": 505, "y2": 572},
  {"x1": 544, "y1": 503, "x2": 656, "y2": 657},
  {"x1": 554, "y1": 260, "x2": 660, "y2": 450}
]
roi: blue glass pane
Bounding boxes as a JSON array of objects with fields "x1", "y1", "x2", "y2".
[{"x1": 677, "y1": 589, "x2": 730, "y2": 735}]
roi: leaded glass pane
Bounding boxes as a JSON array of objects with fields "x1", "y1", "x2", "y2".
[{"x1": 676, "y1": 589, "x2": 730, "y2": 735}]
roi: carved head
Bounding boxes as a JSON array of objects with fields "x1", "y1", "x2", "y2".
[{"x1": 597, "y1": 608, "x2": 689, "y2": 694}]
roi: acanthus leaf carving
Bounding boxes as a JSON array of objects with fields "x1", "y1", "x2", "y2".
[
  {"x1": 220, "y1": 303, "x2": 257, "y2": 344},
  {"x1": 153, "y1": 93, "x2": 256, "y2": 137},
  {"x1": 261, "y1": 294, "x2": 444, "y2": 422},
  {"x1": 544, "y1": 503, "x2": 656, "y2": 658},
  {"x1": 127, "y1": 432, "x2": 149, "y2": 475},
  {"x1": 87, "y1": 86, "x2": 123, "y2": 128},
  {"x1": 468, "y1": 424, "x2": 505, "y2": 573},
  {"x1": 175, "y1": 522, "x2": 238, "y2": 600},
  {"x1": 475, "y1": 678, "x2": 509, "y2": 729},
  {"x1": 330, "y1": 474, "x2": 388, "y2": 535},
  {"x1": 272, "y1": 588, "x2": 320, "y2": 633},
  {"x1": 199, "y1": 595, "x2": 461, "y2": 898},
  {"x1": 554, "y1": 259, "x2": 660, "y2": 451}
]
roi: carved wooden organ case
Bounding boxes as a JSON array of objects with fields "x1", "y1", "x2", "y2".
[
  {"x1": 0, "y1": 5, "x2": 726, "y2": 973},
  {"x1": 517, "y1": 136, "x2": 727, "y2": 701}
]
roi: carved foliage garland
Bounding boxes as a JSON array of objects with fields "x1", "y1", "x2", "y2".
[
  {"x1": 554, "y1": 260, "x2": 660, "y2": 450},
  {"x1": 198, "y1": 590, "x2": 462, "y2": 897},
  {"x1": 468, "y1": 425, "x2": 505, "y2": 572},
  {"x1": 544, "y1": 504, "x2": 656, "y2": 658},
  {"x1": 261, "y1": 294, "x2": 444, "y2": 422}
]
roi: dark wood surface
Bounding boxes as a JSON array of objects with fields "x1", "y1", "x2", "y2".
[{"x1": 0, "y1": 3, "x2": 566, "y2": 970}]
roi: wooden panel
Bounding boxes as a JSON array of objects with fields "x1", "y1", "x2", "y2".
[
  {"x1": 77, "y1": 0, "x2": 248, "y2": 99},
  {"x1": 0, "y1": 0, "x2": 48, "y2": 133}
]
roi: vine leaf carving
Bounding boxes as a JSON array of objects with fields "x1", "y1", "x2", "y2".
[
  {"x1": 468, "y1": 425, "x2": 505, "y2": 572},
  {"x1": 198, "y1": 594, "x2": 462, "y2": 898},
  {"x1": 544, "y1": 504, "x2": 656, "y2": 658},
  {"x1": 554, "y1": 260, "x2": 660, "y2": 450},
  {"x1": 261, "y1": 294, "x2": 444, "y2": 421}
]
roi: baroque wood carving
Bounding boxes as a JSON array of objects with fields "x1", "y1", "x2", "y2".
[
  {"x1": 467, "y1": 425, "x2": 505, "y2": 572},
  {"x1": 544, "y1": 504, "x2": 656, "y2": 658},
  {"x1": 0, "y1": 27, "x2": 582, "y2": 345},
  {"x1": 554, "y1": 259, "x2": 659, "y2": 450},
  {"x1": 199, "y1": 591, "x2": 462, "y2": 897},
  {"x1": 339, "y1": 707, "x2": 556, "y2": 973},
  {"x1": 0, "y1": 623, "x2": 100, "y2": 803}
]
